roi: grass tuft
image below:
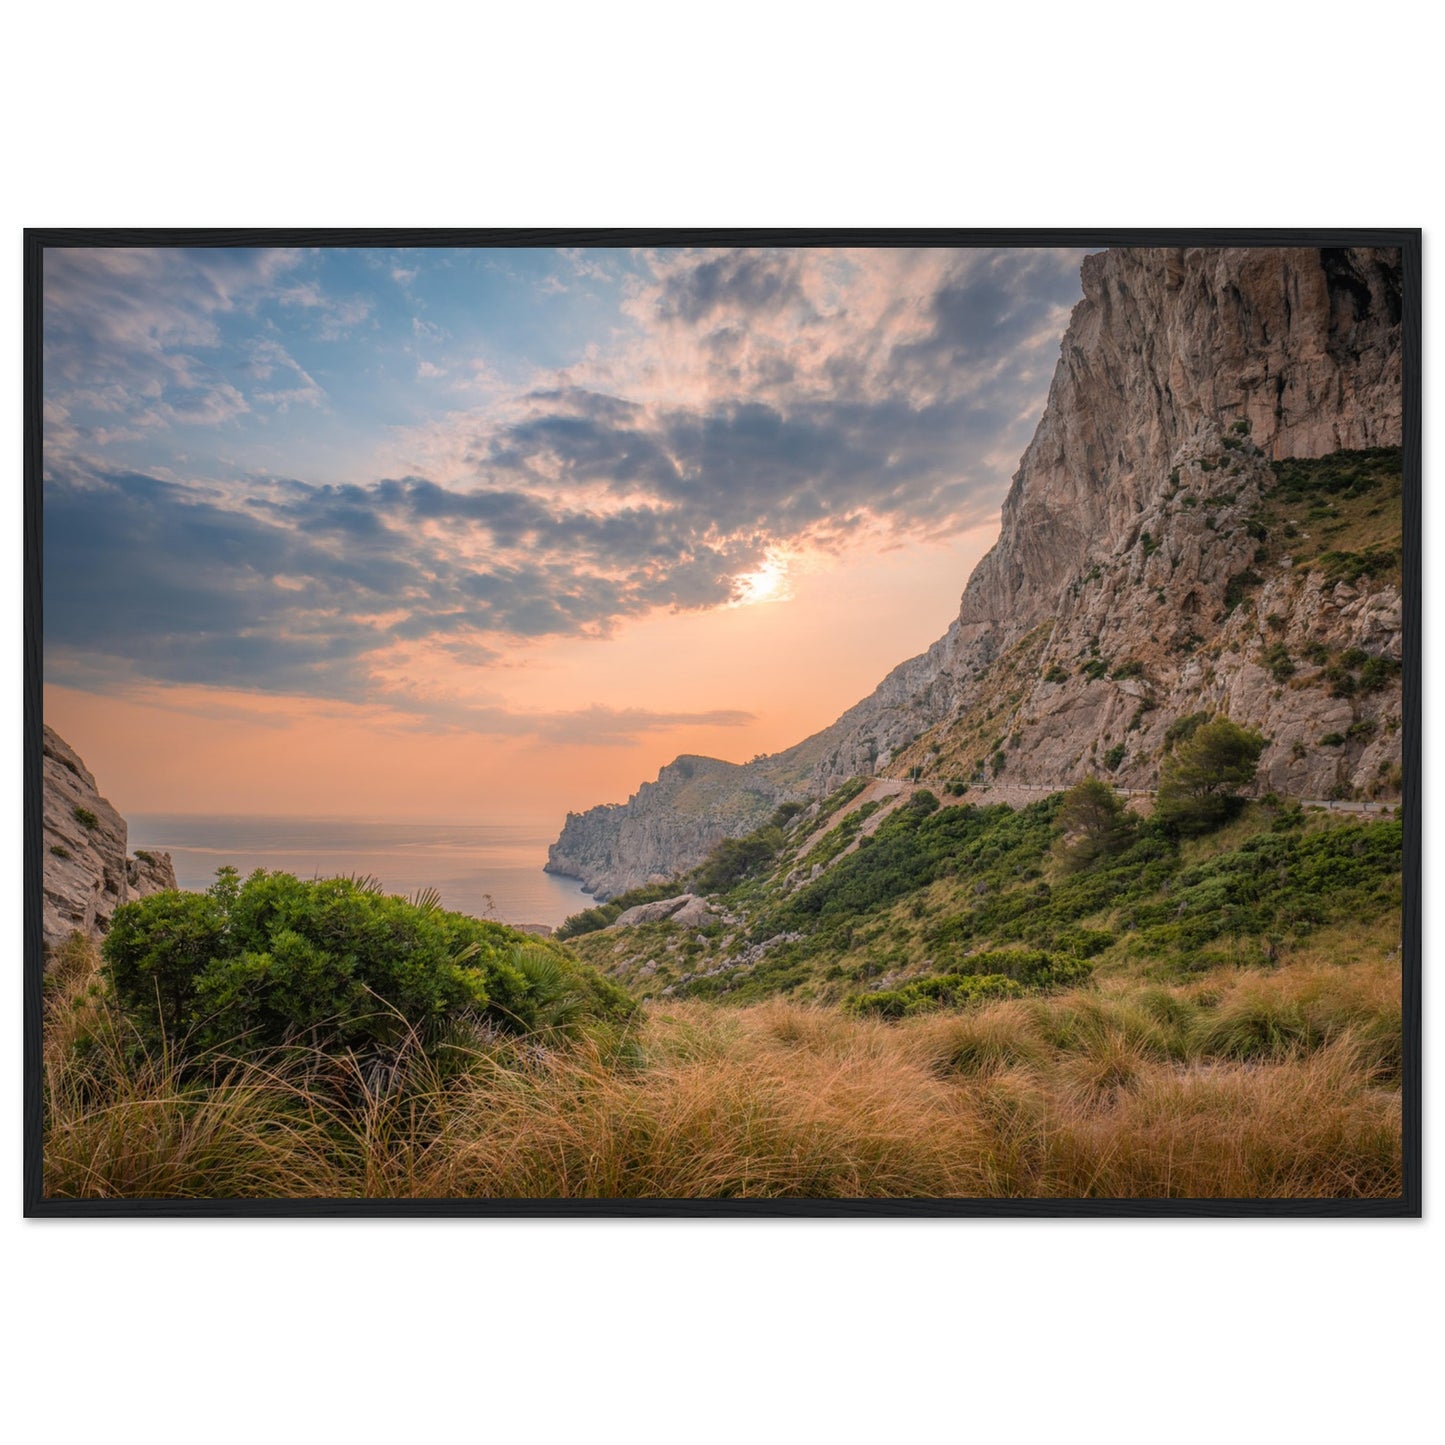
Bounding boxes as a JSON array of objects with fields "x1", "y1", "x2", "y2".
[{"x1": 42, "y1": 938, "x2": 1401, "y2": 1201}]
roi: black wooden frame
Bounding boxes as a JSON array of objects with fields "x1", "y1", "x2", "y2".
[{"x1": 22, "y1": 227, "x2": 1423, "y2": 1218}]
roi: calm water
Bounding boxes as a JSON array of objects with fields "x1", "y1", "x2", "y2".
[{"x1": 127, "y1": 815, "x2": 592, "y2": 929}]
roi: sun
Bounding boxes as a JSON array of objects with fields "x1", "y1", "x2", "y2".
[{"x1": 732, "y1": 557, "x2": 790, "y2": 606}]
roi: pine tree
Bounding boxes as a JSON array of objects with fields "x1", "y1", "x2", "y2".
[{"x1": 1155, "y1": 716, "x2": 1267, "y2": 834}]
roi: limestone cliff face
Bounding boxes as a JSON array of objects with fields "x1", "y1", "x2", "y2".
[
  {"x1": 547, "y1": 754, "x2": 791, "y2": 900},
  {"x1": 41, "y1": 726, "x2": 177, "y2": 951},
  {"x1": 549, "y1": 246, "x2": 1405, "y2": 898}
]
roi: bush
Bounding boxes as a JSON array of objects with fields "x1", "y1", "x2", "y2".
[
  {"x1": 103, "y1": 868, "x2": 635, "y2": 1063},
  {"x1": 72, "y1": 806, "x2": 99, "y2": 831},
  {"x1": 844, "y1": 974, "x2": 1026, "y2": 1019},
  {"x1": 1261, "y1": 642, "x2": 1296, "y2": 682},
  {"x1": 556, "y1": 882, "x2": 677, "y2": 939},
  {"x1": 1223, "y1": 569, "x2": 1264, "y2": 614},
  {"x1": 690, "y1": 827, "x2": 786, "y2": 894},
  {"x1": 844, "y1": 951, "x2": 1094, "y2": 1019},
  {"x1": 1358, "y1": 656, "x2": 1400, "y2": 692}
]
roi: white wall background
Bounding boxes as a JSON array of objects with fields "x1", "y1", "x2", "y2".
[{"x1": 2, "y1": 6, "x2": 1436, "y2": 1440}]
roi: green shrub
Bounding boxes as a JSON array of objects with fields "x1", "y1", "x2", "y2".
[
  {"x1": 72, "y1": 807, "x2": 99, "y2": 831},
  {"x1": 845, "y1": 950, "x2": 1095, "y2": 1019},
  {"x1": 1261, "y1": 642, "x2": 1296, "y2": 682},
  {"x1": 844, "y1": 974, "x2": 1026, "y2": 1019},
  {"x1": 556, "y1": 881, "x2": 677, "y2": 939},
  {"x1": 1102, "y1": 744, "x2": 1127, "y2": 772},
  {"x1": 1269, "y1": 447, "x2": 1400, "y2": 503},
  {"x1": 50, "y1": 844, "x2": 72, "y2": 859},
  {"x1": 1313, "y1": 548, "x2": 1399, "y2": 585},
  {"x1": 1052, "y1": 927, "x2": 1116, "y2": 959},
  {"x1": 1324, "y1": 666, "x2": 1358, "y2": 698},
  {"x1": 1319, "y1": 733, "x2": 1346, "y2": 747},
  {"x1": 1358, "y1": 656, "x2": 1400, "y2": 692},
  {"x1": 690, "y1": 826, "x2": 787, "y2": 894},
  {"x1": 103, "y1": 868, "x2": 635, "y2": 1062},
  {"x1": 1223, "y1": 568, "x2": 1263, "y2": 614}
]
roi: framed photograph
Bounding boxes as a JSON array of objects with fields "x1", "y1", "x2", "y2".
[{"x1": 23, "y1": 229, "x2": 1420, "y2": 1216}]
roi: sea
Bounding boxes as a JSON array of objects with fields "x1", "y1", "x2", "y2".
[{"x1": 126, "y1": 815, "x2": 593, "y2": 930}]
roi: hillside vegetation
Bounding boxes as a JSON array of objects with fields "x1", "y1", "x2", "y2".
[
  {"x1": 564, "y1": 782, "x2": 1401, "y2": 1009},
  {"x1": 42, "y1": 762, "x2": 1402, "y2": 1200}
]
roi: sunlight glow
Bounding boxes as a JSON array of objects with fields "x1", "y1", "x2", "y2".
[{"x1": 732, "y1": 557, "x2": 791, "y2": 606}]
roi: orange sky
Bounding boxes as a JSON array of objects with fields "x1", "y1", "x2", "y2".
[{"x1": 44, "y1": 520, "x2": 999, "y2": 824}]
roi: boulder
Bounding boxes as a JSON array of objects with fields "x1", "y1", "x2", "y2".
[{"x1": 613, "y1": 893, "x2": 715, "y2": 929}]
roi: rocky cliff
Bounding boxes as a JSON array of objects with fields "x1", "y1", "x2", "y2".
[
  {"x1": 550, "y1": 246, "x2": 1405, "y2": 898},
  {"x1": 547, "y1": 754, "x2": 793, "y2": 901},
  {"x1": 42, "y1": 725, "x2": 177, "y2": 951}
]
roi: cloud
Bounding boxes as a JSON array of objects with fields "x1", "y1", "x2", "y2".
[
  {"x1": 249, "y1": 339, "x2": 326, "y2": 411},
  {"x1": 43, "y1": 244, "x2": 1089, "y2": 727},
  {"x1": 42, "y1": 247, "x2": 351, "y2": 461}
]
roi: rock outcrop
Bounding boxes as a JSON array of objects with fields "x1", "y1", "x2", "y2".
[
  {"x1": 550, "y1": 246, "x2": 1405, "y2": 897},
  {"x1": 41, "y1": 725, "x2": 177, "y2": 952},
  {"x1": 613, "y1": 894, "x2": 715, "y2": 929}
]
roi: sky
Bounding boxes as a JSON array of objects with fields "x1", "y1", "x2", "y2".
[{"x1": 42, "y1": 244, "x2": 1088, "y2": 824}]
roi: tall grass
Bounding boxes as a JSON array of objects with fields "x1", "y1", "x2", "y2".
[{"x1": 42, "y1": 937, "x2": 1402, "y2": 1200}]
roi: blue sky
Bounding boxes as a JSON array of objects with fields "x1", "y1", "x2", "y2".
[{"x1": 44, "y1": 246, "x2": 654, "y2": 488}]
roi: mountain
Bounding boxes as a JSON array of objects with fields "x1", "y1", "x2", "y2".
[
  {"x1": 548, "y1": 246, "x2": 1404, "y2": 900},
  {"x1": 41, "y1": 725, "x2": 177, "y2": 952}
]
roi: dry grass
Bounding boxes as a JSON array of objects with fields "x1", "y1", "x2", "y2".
[{"x1": 42, "y1": 937, "x2": 1402, "y2": 1200}]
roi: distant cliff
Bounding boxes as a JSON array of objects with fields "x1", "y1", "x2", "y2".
[
  {"x1": 549, "y1": 246, "x2": 1405, "y2": 898},
  {"x1": 42, "y1": 726, "x2": 177, "y2": 951},
  {"x1": 547, "y1": 754, "x2": 794, "y2": 901}
]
